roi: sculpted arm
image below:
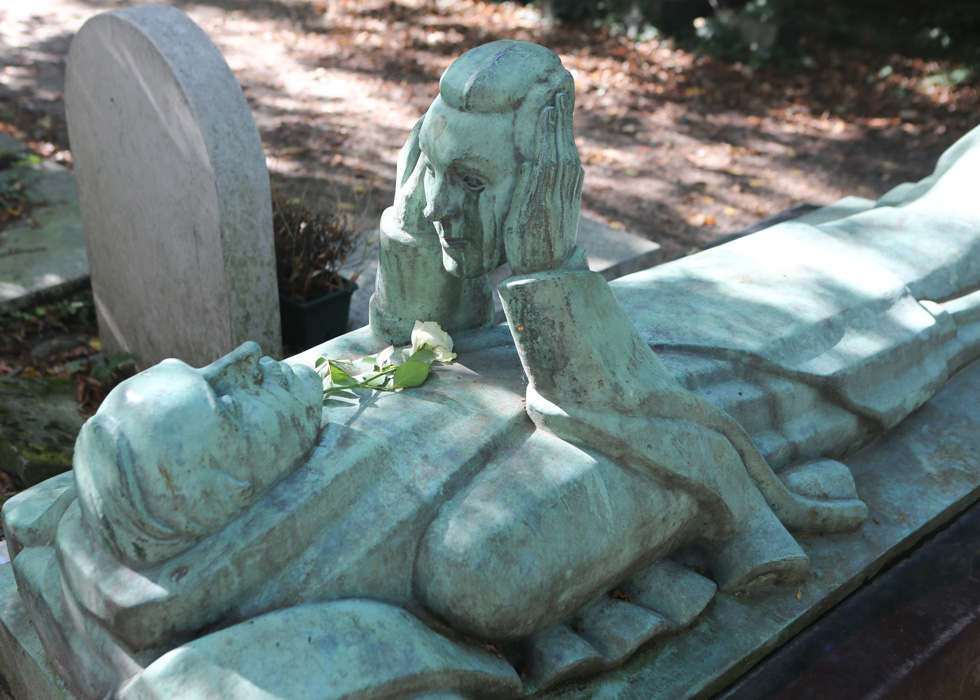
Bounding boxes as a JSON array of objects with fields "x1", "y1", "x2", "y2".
[{"x1": 369, "y1": 120, "x2": 493, "y2": 345}]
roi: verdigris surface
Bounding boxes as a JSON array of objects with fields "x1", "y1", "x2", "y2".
[{"x1": 3, "y1": 28, "x2": 980, "y2": 700}]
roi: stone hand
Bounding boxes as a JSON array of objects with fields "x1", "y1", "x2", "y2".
[
  {"x1": 504, "y1": 92, "x2": 584, "y2": 275},
  {"x1": 371, "y1": 118, "x2": 494, "y2": 344},
  {"x1": 392, "y1": 118, "x2": 434, "y2": 238}
]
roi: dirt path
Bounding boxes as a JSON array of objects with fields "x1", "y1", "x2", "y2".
[
  {"x1": 2, "y1": 0, "x2": 978, "y2": 260},
  {"x1": 1, "y1": 0, "x2": 978, "y2": 504}
]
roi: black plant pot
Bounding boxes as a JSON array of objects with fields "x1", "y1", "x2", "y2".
[{"x1": 279, "y1": 281, "x2": 358, "y2": 350}]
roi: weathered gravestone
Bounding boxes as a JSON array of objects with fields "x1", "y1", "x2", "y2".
[
  {"x1": 65, "y1": 4, "x2": 281, "y2": 368},
  {"x1": 2, "y1": 31, "x2": 980, "y2": 700}
]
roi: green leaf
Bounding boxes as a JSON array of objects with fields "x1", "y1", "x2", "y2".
[
  {"x1": 334, "y1": 360, "x2": 358, "y2": 374},
  {"x1": 323, "y1": 391, "x2": 357, "y2": 406},
  {"x1": 407, "y1": 348, "x2": 436, "y2": 365},
  {"x1": 329, "y1": 361, "x2": 358, "y2": 386},
  {"x1": 392, "y1": 359, "x2": 430, "y2": 388},
  {"x1": 315, "y1": 357, "x2": 326, "y2": 368},
  {"x1": 363, "y1": 372, "x2": 392, "y2": 387}
]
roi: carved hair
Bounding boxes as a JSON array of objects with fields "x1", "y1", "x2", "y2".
[
  {"x1": 73, "y1": 407, "x2": 255, "y2": 567},
  {"x1": 437, "y1": 40, "x2": 575, "y2": 161},
  {"x1": 71, "y1": 351, "x2": 322, "y2": 568}
]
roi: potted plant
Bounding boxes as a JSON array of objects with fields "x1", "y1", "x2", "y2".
[{"x1": 273, "y1": 191, "x2": 361, "y2": 351}]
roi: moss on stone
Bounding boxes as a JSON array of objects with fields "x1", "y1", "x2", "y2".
[{"x1": 0, "y1": 377, "x2": 85, "y2": 486}]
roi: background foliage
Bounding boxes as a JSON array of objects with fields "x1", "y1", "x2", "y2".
[{"x1": 534, "y1": 0, "x2": 980, "y2": 68}]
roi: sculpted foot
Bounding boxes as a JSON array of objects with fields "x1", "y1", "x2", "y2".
[
  {"x1": 779, "y1": 458, "x2": 864, "y2": 501},
  {"x1": 706, "y1": 484, "x2": 810, "y2": 592},
  {"x1": 520, "y1": 559, "x2": 716, "y2": 692},
  {"x1": 522, "y1": 624, "x2": 605, "y2": 692}
]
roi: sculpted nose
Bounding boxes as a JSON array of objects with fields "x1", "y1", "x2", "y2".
[
  {"x1": 202, "y1": 341, "x2": 263, "y2": 390},
  {"x1": 423, "y1": 176, "x2": 460, "y2": 223}
]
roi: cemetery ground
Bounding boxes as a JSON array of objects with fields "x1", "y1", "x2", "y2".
[{"x1": 1, "y1": 0, "x2": 979, "y2": 505}]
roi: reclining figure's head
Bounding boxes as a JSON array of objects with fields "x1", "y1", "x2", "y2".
[
  {"x1": 418, "y1": 40, "x2": 575, "y2": 278},
  {"x1": 73, "y1": 342, "x2": 322, "y2": 566}
]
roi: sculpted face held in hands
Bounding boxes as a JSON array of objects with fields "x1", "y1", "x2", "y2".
[{"x1": 419, "y1": 98, "x2": 520, "y2": 279}]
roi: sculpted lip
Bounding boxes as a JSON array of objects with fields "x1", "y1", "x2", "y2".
[{"x1": 435, "y1": 221, "x2": 468, "y2": 248}]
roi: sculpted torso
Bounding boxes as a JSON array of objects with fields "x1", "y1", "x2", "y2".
[{"x1": 5, "y1": 39, "x2": 980, "y2": 700}]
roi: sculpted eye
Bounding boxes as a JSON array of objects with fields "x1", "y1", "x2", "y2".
[
  {"x1": 219, "y1": 394, "x2": 243, "y2": 421},
  {"x1": 461, "y1": 174, "x2": 486, "y2": 193}
]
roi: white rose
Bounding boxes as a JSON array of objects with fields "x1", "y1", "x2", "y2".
[{"x1": 405, "y1": 320, "x2": 456, "y2": 363}]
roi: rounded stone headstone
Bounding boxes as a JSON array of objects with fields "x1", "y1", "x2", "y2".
[{"x1": 65, "y1": 5, "x2": 281, "y2": 367}]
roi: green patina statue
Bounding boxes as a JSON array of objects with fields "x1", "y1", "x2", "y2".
[
  {"x1": 4, "y1": 21, "x2": 980, "y2": 700},
  {"x1": 370, "y1": 40, "x2": 582, "y2": 342}
]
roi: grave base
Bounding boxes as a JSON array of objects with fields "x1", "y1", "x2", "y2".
[
  {"x1": 2, "y1": 360, "x2": 980, "y2": 700},
  {"x1": 538, "y1": 356, "x2": 980, "y2": 698},
  {"x1": 0, "y1": 563, "x2": 74, "y2": 700},
  {"x1": 720, "y1": 500, "x2": 980, "y2": 700}
]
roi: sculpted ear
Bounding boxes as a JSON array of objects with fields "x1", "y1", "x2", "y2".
[
  {"x1": 74, "y1": 419, "x2": 258, "y2": 565},
  {"x1": 74, "y1": 422, "x2": 189, "y2": 564}
]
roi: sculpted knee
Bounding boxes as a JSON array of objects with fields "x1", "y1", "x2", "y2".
[
  {"x1": 413, "y1": 454, "x2": 701, "y2": 642},
  {"x1": 414, "y1": 508, "x2": 556, "y2": 641}
]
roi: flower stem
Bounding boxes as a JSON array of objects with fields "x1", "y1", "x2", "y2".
[{"x1": 323, "y1": 364, "x2": 399, "y2": 397}]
